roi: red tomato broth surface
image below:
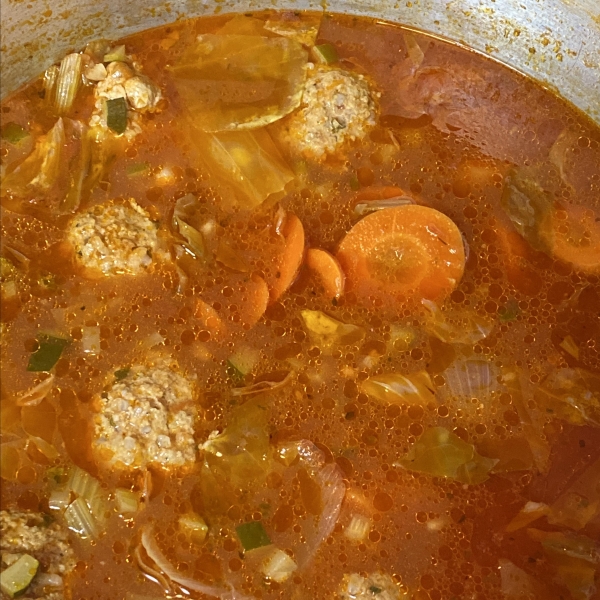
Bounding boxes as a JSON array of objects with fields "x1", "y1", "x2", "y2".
[{"x1": 1, "y1": 10, "x2": 599, "y2": 600}]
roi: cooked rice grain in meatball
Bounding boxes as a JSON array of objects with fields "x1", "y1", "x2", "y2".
[
  {"x1": 92, "y1": 363, "x2": 197, "y2": 470},
  {"x1": 1, "y1": 510, "x2": 75, "y2": 600},
  {"x1": 67, "y1": 199, "x2": 159, "y2": 275},
  {"x1": 285, "y1": 65, "x2": 378, "y2": 159},
  {"x1": 338, "y1": 572, "x2": 403, "y2": 600}
]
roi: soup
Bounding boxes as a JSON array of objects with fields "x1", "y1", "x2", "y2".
[{"x1": 1, "y1": 10, "x2": 599, "y2": 600}]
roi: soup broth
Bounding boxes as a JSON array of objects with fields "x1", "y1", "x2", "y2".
[{"x1": 1, "y1": 11, "x2": 599, "y2": 600}]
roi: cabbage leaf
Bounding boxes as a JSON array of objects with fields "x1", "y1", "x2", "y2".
[
  {"x1": 192, "y1": 129, "x2": 294, "y2": 210},
  {"x1": 170, "y1": 33, "x2": 308, "y2": 131},
  {"x1": 300, "y1": 310, "x2": 365, "y2": 351},
  {"x1": 361, "y1": 371, "x2": 435, "y2": 406},
  {"x1": 397, "y1": 426, "x2": 498, "y2": 484}
]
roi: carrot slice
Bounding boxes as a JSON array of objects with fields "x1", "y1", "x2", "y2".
[
  {"x1": 539, "y1": 205, "x2": 600, "y2": 274},
  {"x1": 354, "y1": 186, "x2": 406, "y2": 202},
  {"x1": 195, "y1": 298, "x2": 226, "y2": 337},
  {"x1": 306, "y1": 248, "x2": 345, "y2": 300},
  {"x1": 336, "y1": 204, "x2": 465, "y2": 304},
  {"x1": 269, "y1": 212, "x2": 305, "y2": 302},
  {"x1": 239, "y1": 274, "x2": 270, "y2": 328}
]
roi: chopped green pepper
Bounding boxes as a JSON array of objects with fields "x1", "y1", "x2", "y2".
[
  {"x1": 312, "y1": 43, "x2": 339, "y2": 65},
  {"x1": 0, "y1": 554, "x2": 39, "y2": 598},
  {"x1": 499, "y1": 299, "x2": 520, "y2": 322},
  {"x1": 1, "y1": 122, "x2": 29, "y2": 145},
  {"x1": 105, "y1": 97, "x2": 128, "y2": 135},
  {"x1": 27, "y1": 334, "x2": 69, "y2": 372},
  {"x1": 103, "y1": 44, "x2": 127, "y2": 63},
  {"x1": 236, "y1": 520, "x2": 271, "y2": 551},
  {"x1": 126, "y1": 162, "x2": 150, "y2": 176}
]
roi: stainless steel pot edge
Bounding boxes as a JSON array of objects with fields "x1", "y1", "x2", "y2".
[{"x1": 1, "y1": 0, "x2": 599, "y2": 125}]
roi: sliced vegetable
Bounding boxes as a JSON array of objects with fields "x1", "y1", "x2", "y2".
[
  {"x1": 193, "y1": 129, "x2": 294, "y2": 209},
  {"x1": 48, "y1": 488, "x2": 72, "y2": 512},
  {"x1": 361, "y1": 371, "x2": 435, "y2": 406},
  {"x1": 171, "y1": 34, "x2": 308, "y2": 131},
  {"x1": 15, "y1": 375, "x2": 55, "y2": 407},
  {"x1": 344, "y1": 514, "x2": 371, "y2": 542},
  {"x1": 0, "y1": 553, "x2": 39, "y2": 598},
  {"x1": 527, "y1": 529, "x2": 599, "y2": 600},
  {"x1": 547, "y1": 457, "x2": 600, "y2": 530},
  {"x1": 105, "y1": 97, "x2": 128, "y2": 135},
  {"x1": 236, "y1": 521, "x2": 271, "y2": 551},
  {"x1": 194, "y1": 298, "x2": 226, "y2": 336},
  {"x1": 2, "y1": 118, "x2": 65, "y2": 195},
  {"x1": 353, "y1": 195, "x2": 414, "y2": 216},
  {"x1": 535, "y1": 368, "x2": 600, "y2": 426},
  {"x1": 115, "y1": 488, "x2": 140, "y2": 514},
  {"x1": 261, "y1": 548, "x2": 298, "y2": 582},
  {"x1": 27, "y1": 335, "x2": 69, "y2": 372},
  {"x1": 103, "y1": 44, "x2": 127, "y2": 62},
  {"x1": 301, "y1": 310, "x2": 365, "y2": 351},
  {"x1": 1, "y1": 122, "x2": 29, "y2": 145},
  {"x1": 178, "y1": 513, "x2": 208, "y2": 544},
  {"x1": 82, "y1": 326, "x2": 101, "y2": 354},
  {"x1": 270, "y1": 213, "x2": 305, "y2": 302},
  {"x1": 51, "y1": 53, "x2": 84, "y2": 114},
  {"x1": 421, "y1": 299, "x2": 494, "y2": 345},
  {"x1": 498, "y1": 559, "x2": 547, "y2": 599},
  {"x1": 442, "y1": 359, "x2": 496, "y2": 399},
  {"x1": 263, "y1": 12, "x2": 322, "y2": 45},
  {"x1": 539, "y1": 204, "x2": 600, "y2": 274},
  {"x1": 306, "y1": 248, "x2": 345, "y2": 300},
  {"x1": 227, "y1": 347, "x2": 261, "y2": 379},
  {"x1": 505, "y1": 501, "x2": 550, "y2": 533},
  {"x1": 64, "y1": 496, "x2": 99, "y2": 539},
  {"x1": 216, "y1": 240, "x2": 250, "y2": 272},
  {"x1": 172, "y1": 194, "x2": 208, "y2": 259},
  {"x1": 397, "y1": 427, "x2": 498, "y2": 484},
  {"x1": 114, "y1": 367, "x2": 131, "y2": 380},
  {"x1": 337, "y1": 205, "x2": 465, "y2": 304},
  {"x1": 312, "y1": 43, "x2": 339, "y2": 64},
  {"x1": 231, "y1": 370, "x2": 294, "y2": 397}
]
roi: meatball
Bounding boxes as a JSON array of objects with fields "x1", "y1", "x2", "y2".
[
  {"x1": 92, "y1": 362, "x2": 197, "y2": 470},
  {"x1": 338, "y1": 572, "x2": 402, "y2": 600},
  {"x1": 285, "y1": 65, "x2": 378, "y2": 159},
  {"x1": 1, "y1": 510, "x2": 75, "y2": 600},
  {"x1": 67, "y1": 199, "x2": 159, "y2": 276},
  {"x1": 89, "y1": 61, "x2": 162, "y2": 139}
]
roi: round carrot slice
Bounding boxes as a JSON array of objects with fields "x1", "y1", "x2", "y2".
[
  {"x1": 306, "y1": 248, "x2": 345, "y2": 300},
  {"x1": 539, "y1": 205, "x2": 600, "y2": 274},
  {"x1": 336, "y1": 204, "x2": 465, "y2": 304}
]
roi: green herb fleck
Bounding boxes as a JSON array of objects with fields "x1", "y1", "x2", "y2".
[
  {"x1": 114, "y1": 367, "x2": 131, "y2": 381},
  {"x1": 27, "y1": 335, "x2": 69, "y2": 372},
  {"x1": 235, "y1": 521, "x2": 271, "y2": 551},
  {"x1": 499, "y1": 299, "x2": 520, "y2": 322},
  {"x1": 1, "y1": 122, "x2": 29, "y2": 145},
  {"x1": 369, "y1": 586, "x2": 382, "y2": 595},
  {"x1": 349, "y1": 176, "x2": 360, "y2": 191},
  {"x1": 126, "y1": 162, "x2": 150, "y2": 176}
]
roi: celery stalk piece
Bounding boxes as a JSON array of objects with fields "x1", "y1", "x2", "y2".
[
  {"x1": 64, "y1": 497, "x2": 99, "y2": 539},
  {"x1": 103, "y1": 44, "x2": 127, "y2": 62},
  {"x1": 53, "y1": 53, "x2": 83, "y2": 115},
  {"x1": 48, "y1": 488, "x2": 71, "y2": 512},
  {"x1": 0, "y1": 554, "x2": 39, "y2": 598}
]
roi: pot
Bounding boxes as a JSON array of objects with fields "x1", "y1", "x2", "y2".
[{"x1": 1, "y1": 0, "x2": 599, "y2": 125}]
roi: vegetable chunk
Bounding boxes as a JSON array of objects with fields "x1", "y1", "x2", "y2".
[{"x1": 337, "y1": 205, "x2": 465, "y2": 305}]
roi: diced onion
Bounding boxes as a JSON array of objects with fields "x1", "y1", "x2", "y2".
[
  {"x1": 261, "y1": 548, "x2": 297, "y2": 583},
  {"x1": 82, "y1": 326, "x2": 101, "y2": 354},
  {"x1": 1, "y1": 280, "x2": 17, "y2": 298},
  {"x1": 34, "y1": 572, "x2": 63, "y2": 588},
  {"x1": 27, "y1": 436, "x2": 59, "y2": 459},
  {"x1": 178, "y1": 514, "x2": 208, "y2": 544},
  {"x1": 344, "y1": 514, "x2": 371, "y2": 542},
  {"x1": 231, "y1": 371, "x2": 294, "y2": 397},
  {"x1": 15, "y1": 375, "x2": 55, "y2": 407}
]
